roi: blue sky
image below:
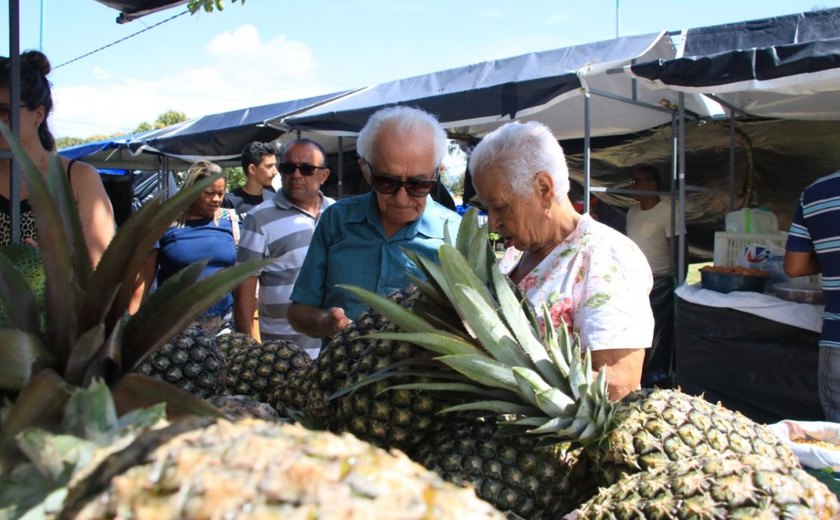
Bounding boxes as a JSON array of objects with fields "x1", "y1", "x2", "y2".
[{"x1": 3, "y1": 0, "x2": 839, "y2": 138}]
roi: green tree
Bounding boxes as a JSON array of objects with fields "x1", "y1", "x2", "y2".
[
  {"x1": 187, "y1": 0, "x2": 245, "y2": 14},
  {"x1": 133, "y1": 121, "x2": 153, "y2": 134},
  {"x1": 154, "y1": 110, "x2": 188, "y2": 129},
  {"x1": 56, "y1": 136, "x2": 85, "y2": 150},
  {"x1": 225, "y1": 167, "x2": 246, "y2": 191}
]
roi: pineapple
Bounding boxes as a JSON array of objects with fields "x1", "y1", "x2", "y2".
[
  {"x1": 0, "y1": 381, "x2": 168, "y2": 519},
  {"x1": 267, "y1": 286, "x2": 454, "y2": 452},
  {"x1": 411, "y1": 415, "x2": 597, "y2": 519},
  {"x1": 208, "y1": 394, "x2": 282, "y2": 421},
  {"x1": 576, "y1": 452, "x2": 840, "y2": 519},
  {"x1": 0, "y1": 243, "x2": 44, "y2": 329},
  {"x1": 135, "y1": 326, "x2": 227, "y2": 399},
  {"x1": 0, "y1": 127, "x2": 267, "y2": 500},
  {"x1": 225, "y1": 338, "x2": 312, "y2": 403},
  {"x1": 60, "y1": 419, "x2": 505, "y2": 519},
  {"x1": 343, "y1": 209, "x2": 834, "y2": 516},
  {"x1": 215, "y1": 330, "x2": 260, "y2": 359}
]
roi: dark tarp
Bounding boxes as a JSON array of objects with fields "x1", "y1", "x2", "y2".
[
  {"x1": 675, "y1": 300, "x2": 823, "y2": 423},
  {"x1": 279, "y1": 32, "x2": 713, "y2": 139},
  {"x1": 630, "y1": 8, "x2": 840, "y2": 120},
  {"x1": 93, "y1": 0, "x2": 188, "y2": 23},
  {"x1": 128, "y1": 91, "x2": 354, "y2": 164}
]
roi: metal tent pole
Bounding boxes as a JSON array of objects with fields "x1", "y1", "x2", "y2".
[
  {"x1": 583, "y1": 91, "x2": 591, "y2": 214},
  {"x1": 6, "y1": 0, "x2": 22, "y2": 244},
  {"x1": 677, "y1": 93, "x2": 687, "y2": 284},
  {"x1": 669, "y1": 112, "x2": 678, "y2": 278},
  {"x1": 728, "y1": 112, "x2": 736, "y2": 211},
  {"x1": 337, "y1": 136, "x2": 344, "y2": 198}
]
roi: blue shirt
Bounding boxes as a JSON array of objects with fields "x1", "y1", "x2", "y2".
[
  {"x1": 291, "y1": 192, "x2": 461, "y2": 320},
  {"x1": 787, "y1": 170, "x2": 840, "y2": 348},
  {"x1": 157, "y1": 216, "x2": 237, "y2": 317}
]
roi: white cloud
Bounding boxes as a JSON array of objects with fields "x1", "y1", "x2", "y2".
[{"x1": 50, "y1": 25, "x2": 336, "y2": 139}]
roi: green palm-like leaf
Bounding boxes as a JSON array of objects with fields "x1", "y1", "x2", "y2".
[
  {"x1": 491, "y1": 265, "x2": 565, "y2": 389},
  {"x1": 450, "y1": 284, "x2": 531, "y2": 367},
  {"x1": 435, "y1": 354, "x2": 519, "y2": 392},
  {"x1": 0, "y1": 330, "x2": 50, "y2": 390},
  {"x1": 366, "y1": 331, "x2": 485, "y2": 357},
  {"x1": 121, "y1": 259, "x2": 268, "y2": 371},
  {"x1": 440, "y1": 400, "x2": 540, "y2": 416},
  {"x1": 0, "y1": 125, "x2": 79, "y2": 366},
  {"x1": 339, "y1": 285, "x2": 439, "y2": 334},
  {"x1": 0, "y1": 370, "x2": 73, "y2": 476},
  {"x1": 0, "y1": 247, "x2": 41, "y2": 333},
  {"x1": 78, "y1": 174, "x2": 223, "y2": 335},
  {"x1": 110, "y1": 374, "x2": 226, "y2": 419}
]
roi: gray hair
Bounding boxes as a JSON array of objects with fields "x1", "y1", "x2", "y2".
[
  {"x1": 356, "y1": 105, "x2": 448, "y2": 165},
  {"x1": 468, "y1": 121, "x2": 570, "y2": 201}
]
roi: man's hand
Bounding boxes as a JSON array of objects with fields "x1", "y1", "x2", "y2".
[{"x1": 288, "y1": 302, "x2": 353, "y2": 339}]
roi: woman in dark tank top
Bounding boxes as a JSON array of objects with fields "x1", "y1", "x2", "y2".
[{"x1": 0, "y1": 51, "x2": 115, "y2": 267}]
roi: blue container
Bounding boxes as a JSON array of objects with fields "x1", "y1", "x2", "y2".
[{"x1": 701, "y1": 271, "x2": 767, "y2": 294}]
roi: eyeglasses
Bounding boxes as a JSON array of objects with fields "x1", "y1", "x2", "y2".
[
  {"x1": 0, "y1": 104, "x2": 27, "y2": 122},
  {"x1": 364, "y1": 164, "x2": 439, "y2": 197},
  {"x1": 278, "y1": 162, "x2": 327, "y2": 176}
]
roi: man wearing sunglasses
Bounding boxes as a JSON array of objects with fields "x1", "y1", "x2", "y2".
[
  {"x1": 288, "y1": 106, "x2": 461, "y2": 343},
  {"x1": 234, "y1": 138, "x2": 335, "y2": 357}
]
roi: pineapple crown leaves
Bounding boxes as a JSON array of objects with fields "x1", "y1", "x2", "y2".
[
  {"x1": 0, "y1": 244, "x2": 42, "y2": 333},
  {"x1": 0, "y1": 126, "x2": 249, "y2": 470},
  {"x1": 0, "y1": 381, "x2": 167, "y2": 518},
  {"x1": 343, "y1": 207, "x2": 619, "y2": 446}
]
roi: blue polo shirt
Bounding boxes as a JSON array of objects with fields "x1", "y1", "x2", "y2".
[
  {"x1": 291, "y1": 192, "x2": 461, "y2": 320},
  {"x1": 787, "y1": 170, "x2": 840, "y2": 348}
]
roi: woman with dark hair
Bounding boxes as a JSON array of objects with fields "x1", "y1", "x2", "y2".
[{"x1": 0, "y1": 50, "x2": 115, "y2": 266}]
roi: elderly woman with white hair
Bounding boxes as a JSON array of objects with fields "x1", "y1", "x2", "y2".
[{"x1": 469, "y1": 121, "x2": 653, "y2": 400}]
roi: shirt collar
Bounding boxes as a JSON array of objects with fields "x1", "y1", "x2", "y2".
[
  {"x1": 273, "y1": 189, "x2": 327, "y2": 214},
  {"x1": 345, "y1": 192, "x2": 446, "y2": 238}
]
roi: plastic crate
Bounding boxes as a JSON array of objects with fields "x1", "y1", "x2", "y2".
[
  {"x1": 713, "y1": 231, "x2": 786, "y2": 267},
  {"x1": 713, "y1": 231, "x2": 821, "y2": 287}
]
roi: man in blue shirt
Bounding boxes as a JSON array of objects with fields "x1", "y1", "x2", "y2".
[
  {"x1": 288, "y1": 106, "x2": 461, "y2": 339},
  {"x1": 785, "y1": 170, "x2": 840, "y2": 421}
]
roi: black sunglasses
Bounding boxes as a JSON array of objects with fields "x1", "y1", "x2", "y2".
[
  {"x1": 365, "y1": 164, "x2": 438, "y2": 197},
  {"x1": 278, "y1": 162, "x2": 327, "y2": 176}
]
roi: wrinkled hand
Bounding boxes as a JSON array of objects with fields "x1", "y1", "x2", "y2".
[{"x1": 326, "y1": 307, "x2": 353, "y2": 335}]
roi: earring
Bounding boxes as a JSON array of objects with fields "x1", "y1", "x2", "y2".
[{"x1": 544, "y1": 203, "x2": 552, "y2": 220}]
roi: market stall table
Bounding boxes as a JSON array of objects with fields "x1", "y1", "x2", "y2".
[{"x1": 674, "y1": 284, "x2": 824, "y2": 424}]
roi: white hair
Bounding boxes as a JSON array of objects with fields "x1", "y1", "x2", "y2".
[
  {"x1": 468, "y1": 121, "x2": 570, "y2": 201},
  {"x1": 356, "y1": 105, "x2": 448, "y2": 165}
]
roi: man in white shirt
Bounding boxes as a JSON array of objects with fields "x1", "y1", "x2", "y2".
[{"x1": 626, "y1": 165, "x2": 687, "y2": 388}]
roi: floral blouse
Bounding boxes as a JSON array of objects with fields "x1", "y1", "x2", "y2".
[{"x1": 499, "y1": 214, "x2": 654, "y2": 352}]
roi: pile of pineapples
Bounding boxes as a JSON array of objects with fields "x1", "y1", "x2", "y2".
[
  {"x1": 0, "y1": 131, "x2": 500, "y2": 519},
  {"x1": 2, "y1": 122, "x2": 838, "y2": 519},
  {"x1": 262, "y1": 209, "x2": 840, "y2": 519}
]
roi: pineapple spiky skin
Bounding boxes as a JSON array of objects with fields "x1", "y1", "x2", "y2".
[
  {"x1": 576, "y1": 452, "x2": 840, "y2": 519},
  {"x1": 64, "y1": 419, "x2": 505, "y2": 520},
  {"x1": 215, "y1": 331, "x2": 260, "y2": 360},
  {"x1": 208, "y1": 395, "x2": 283, "y2": 421},
  {"x1": 135, "y1": 327, "x2": 227, "y2": 399},
  {"x1": 225, "y1": 339, "x2": 311, "y2": 403},
  {"x1": 268, "y1": 286, "x2": 451, "y2": 451},
  {"x1": 593, "y1": 388, "x2": 800, "y2": 487},
  {"x1": 411, "y1": 416, "x2": 598, "y2": 519}
]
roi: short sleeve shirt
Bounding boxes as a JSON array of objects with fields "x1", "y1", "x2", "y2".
[
  {"x1": 291, "y1": 192, "x2": 461, "y2": 320},
  {"x1": 786, "y1": 170, "x2": 840, "y2": 348},
  {"x1": 626, "y1": 197, "x2": 684, "y2": 276},
  {"x1": 499, "y1": 213, "x2": 654, "y2": 352}
]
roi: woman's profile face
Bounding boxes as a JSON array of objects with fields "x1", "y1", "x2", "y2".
[
  {"x1": 473, "y1": 169, "x2": 545, "y2": 252},
  {"x1": 188, "y1": 177, "x2": 226, "y2": 220}
]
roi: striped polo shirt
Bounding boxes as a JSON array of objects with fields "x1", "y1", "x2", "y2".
[
  {"x1": 787, "y1": 170, "x2": 840, "y2": 348},
  {"x1": 237, "y1": 190, "x2": 335, "y2": 351}
]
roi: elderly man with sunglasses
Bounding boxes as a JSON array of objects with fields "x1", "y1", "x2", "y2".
[
  {"x1": 234, "y1": 138, "x2": 335, "y2": 357},
  {"x1": 288, "y1": 106, "x2": 461, "y2": 344}
]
